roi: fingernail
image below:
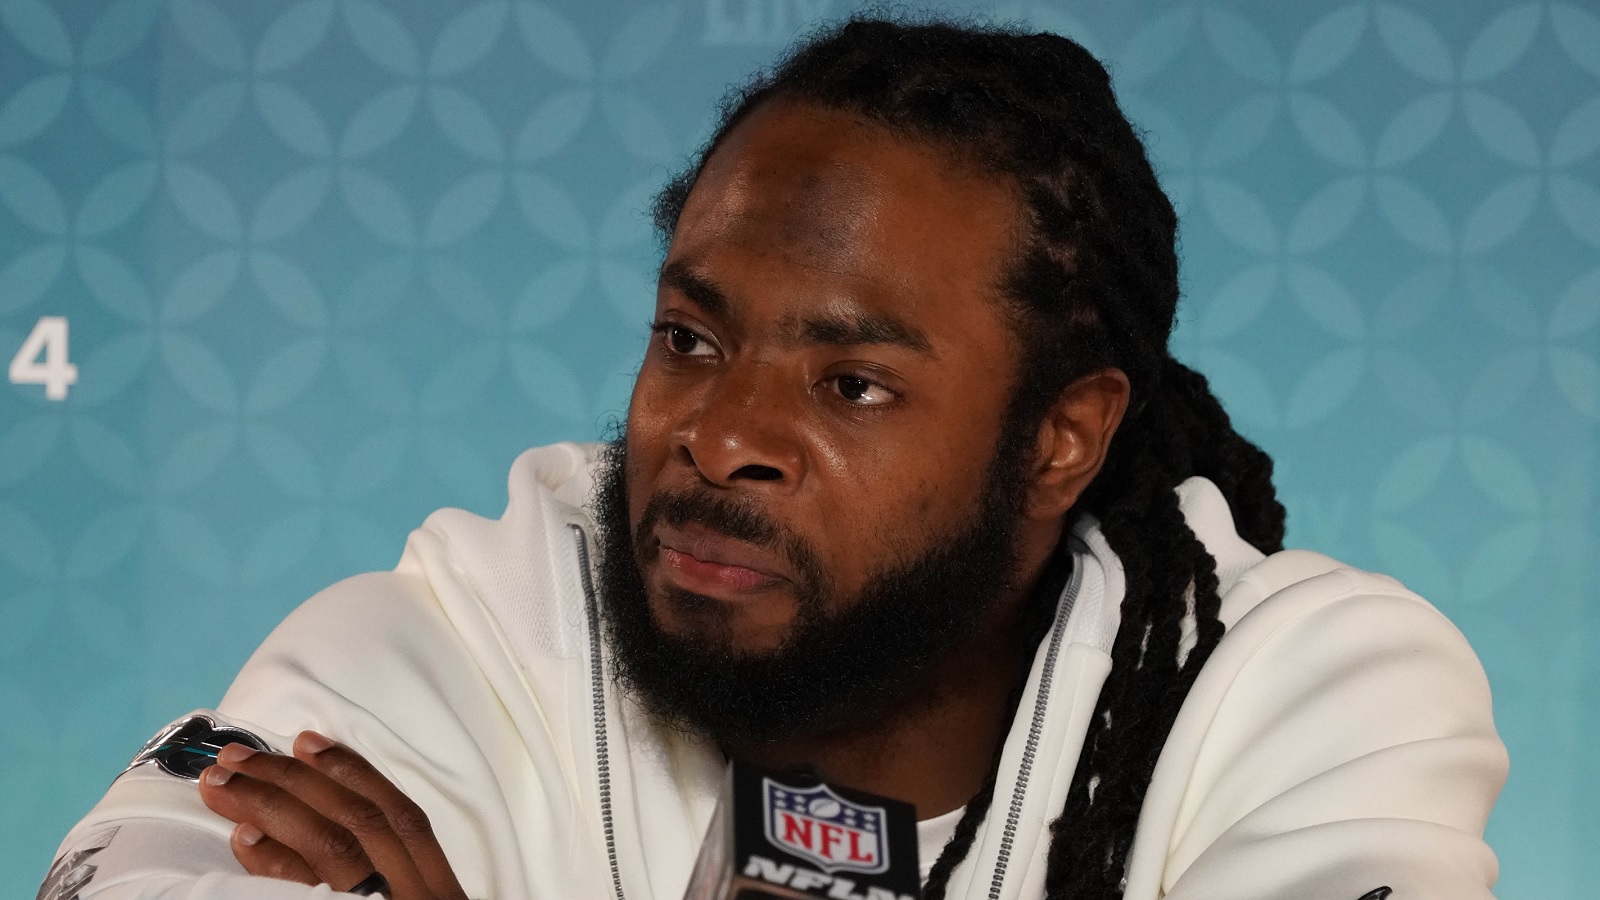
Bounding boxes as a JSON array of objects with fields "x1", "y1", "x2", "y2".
[
  {"x1": 216, "y1": 743, "x2": 257, "y2": 765},
  {"x1": 296, "y1": 731, "x2": 335, "y2": 754},
  {"x1": 203, "y1": 765, "x2": 234, "y2": 786},
  {"x1": 235, "y1": 823, "x2": 264, "y2": 847}
]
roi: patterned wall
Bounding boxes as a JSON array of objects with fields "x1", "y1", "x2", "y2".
[{"x1": 1, "y1": 0, "x2": 1595, "y2": 896}]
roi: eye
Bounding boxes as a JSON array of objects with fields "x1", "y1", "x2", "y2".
[
  {"x1": 652, "y1": 321, "x2": 716, "y2": 357},
  {"x1": 830, "y1": 374, "x2": 896, "y2": 406}
]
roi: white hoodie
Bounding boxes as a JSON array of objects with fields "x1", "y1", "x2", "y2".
[{"x1": 43, "y1": 442, "x2": 1507, "y2": 900}]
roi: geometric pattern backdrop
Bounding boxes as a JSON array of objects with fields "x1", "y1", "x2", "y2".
[{"x1": 2, "y1": 1, "x2": 1595, "y2": 896}]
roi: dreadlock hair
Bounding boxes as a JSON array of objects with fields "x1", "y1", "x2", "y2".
[{"x1": 650, "y1": 16, "x2": 1288, "y2": 900}]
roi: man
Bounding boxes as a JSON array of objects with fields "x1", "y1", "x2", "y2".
[{"x1": 41, "y1": 18, "x2": 1506, "y2": 900}]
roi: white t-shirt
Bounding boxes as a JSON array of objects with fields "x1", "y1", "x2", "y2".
[{"x1": 918, "y1": 806, "x2": 966, "y2": 882}]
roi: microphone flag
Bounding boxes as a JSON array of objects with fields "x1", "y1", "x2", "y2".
[{"x1": 683, "y1": 761, "x2": 920, "y2": 900}]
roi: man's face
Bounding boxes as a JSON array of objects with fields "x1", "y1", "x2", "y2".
[{"x1": 598, "y1": 100, "x2": 1038, "y2": 741}]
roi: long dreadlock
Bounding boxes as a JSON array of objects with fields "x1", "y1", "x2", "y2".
[{"x1": 651, "y1": 17, "x2": 1287, "y2": 900}]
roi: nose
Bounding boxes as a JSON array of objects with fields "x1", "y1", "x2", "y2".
[{"x1": 673, "y1": 362, "x2": 805, "y2": 490}]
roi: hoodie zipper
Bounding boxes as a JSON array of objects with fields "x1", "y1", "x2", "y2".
[
  {"x1": 571, "y1": 524, "x2": 627, "y2": 900},
  {"x1": 987, "y1": 560, "x2": 1083, "y2": 900}
]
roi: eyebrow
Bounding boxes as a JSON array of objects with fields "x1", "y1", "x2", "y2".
[
  {"x1": 786, "y1": 313, "x2": 933, "y2": 354},
  {"x1": 659, "y1": 260, "x2": 935, "y2": 355},
  {"x1": 659, "y1": 261, "x2": 731, "y2": 319}
]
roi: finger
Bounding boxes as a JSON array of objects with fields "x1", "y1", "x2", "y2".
[
  {"x1": 230, "y1": 823, "x2": 318, "y2": 886},
  {"x1": 199, "y1": 762, "x2": 383, "y2": 893},
  {"x1": 215, "y1": 742, "x2": 438, "y2": 900},
  {"x1": 209, "y1": 746, "x2": 434, "y2": 898},
  {"x1": 294, "y1": 732, "x2": 468, "y2": 900}
]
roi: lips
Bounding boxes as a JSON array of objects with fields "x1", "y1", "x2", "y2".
[{"x1": 653, "y1": 521, "x2": 790, "y2": 597}]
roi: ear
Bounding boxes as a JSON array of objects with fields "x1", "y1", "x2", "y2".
[{"x1": 1024, "y1": 368, "x2": 1130, "y2": 522}]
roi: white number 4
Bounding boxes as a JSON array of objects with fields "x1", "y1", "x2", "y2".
[{"x1": 9, "y1": 316, "x2": 77, "y2": 401}]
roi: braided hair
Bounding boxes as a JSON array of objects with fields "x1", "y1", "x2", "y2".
[{"x1": 651, "y1": 17, "x2": 1287, "y2": 900}]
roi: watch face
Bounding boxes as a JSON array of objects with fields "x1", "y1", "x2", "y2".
[{"x1": 126, "y1": 715, "x2": 271, "y2": 781}]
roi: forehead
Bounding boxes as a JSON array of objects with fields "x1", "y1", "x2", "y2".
[{"x1": 665, "y1": 100, "x2": 1023, "y2": 344}]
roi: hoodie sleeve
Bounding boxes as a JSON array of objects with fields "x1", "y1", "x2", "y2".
[
  {"x1": 1134, "y1": 567, "x2": 1508, "y2": 900},
  {"x1": 36, "y1": 716, "x2": 377, "y2": 900},
  {"x1": 37, "y1": 570, "x2": 506, "y2": 900},
  {"x1": 38, "y1": 812, "x2": 363, "y2": 900},
  {"x1": 41, "y1": 448, "x2": 615, "y2": 900}
]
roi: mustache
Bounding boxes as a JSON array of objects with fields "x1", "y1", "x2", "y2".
[{"x1": 634, "y1": 488, "x2": 823, "y2": 581}]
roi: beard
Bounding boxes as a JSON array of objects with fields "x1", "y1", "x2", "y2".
[{"x1": 591, "y1": 427, "x2": 1037, "y2": 746}]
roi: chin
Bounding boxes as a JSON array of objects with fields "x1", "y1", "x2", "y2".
[{"x1": 645, "y1": 581, "x2": 797, "y2": 656}]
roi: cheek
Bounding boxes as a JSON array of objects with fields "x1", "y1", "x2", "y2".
[
  {"x1": 805, "y1": 428, "x2": 996, "y2": 589},
  {"x1": 624, "y1": 379, "x2": 677, "y2": 517},
  {"x1": 627, "y1": 352, "x2": 707, "y2": 445}
]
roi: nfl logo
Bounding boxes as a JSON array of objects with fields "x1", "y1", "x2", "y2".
[{"x1": 762, "y1": 778, "x2": 890, "y2": 875}]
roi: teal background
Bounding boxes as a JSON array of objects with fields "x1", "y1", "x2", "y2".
[{"x1": 2, "y1": 0, "x2": 1596, "y2": 896}]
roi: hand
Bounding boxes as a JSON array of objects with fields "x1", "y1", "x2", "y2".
[{"x1": 197, "y1": 730, "x2": 469, "y2": 900}]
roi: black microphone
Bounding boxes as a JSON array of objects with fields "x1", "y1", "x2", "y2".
[{"x1": 683, "y1": 761, "x2": 921, "y2": 900}]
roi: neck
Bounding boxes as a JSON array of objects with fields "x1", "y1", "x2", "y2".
[{"x1": 725, "y1": 521, "x2": 1065, "y2": 820}]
